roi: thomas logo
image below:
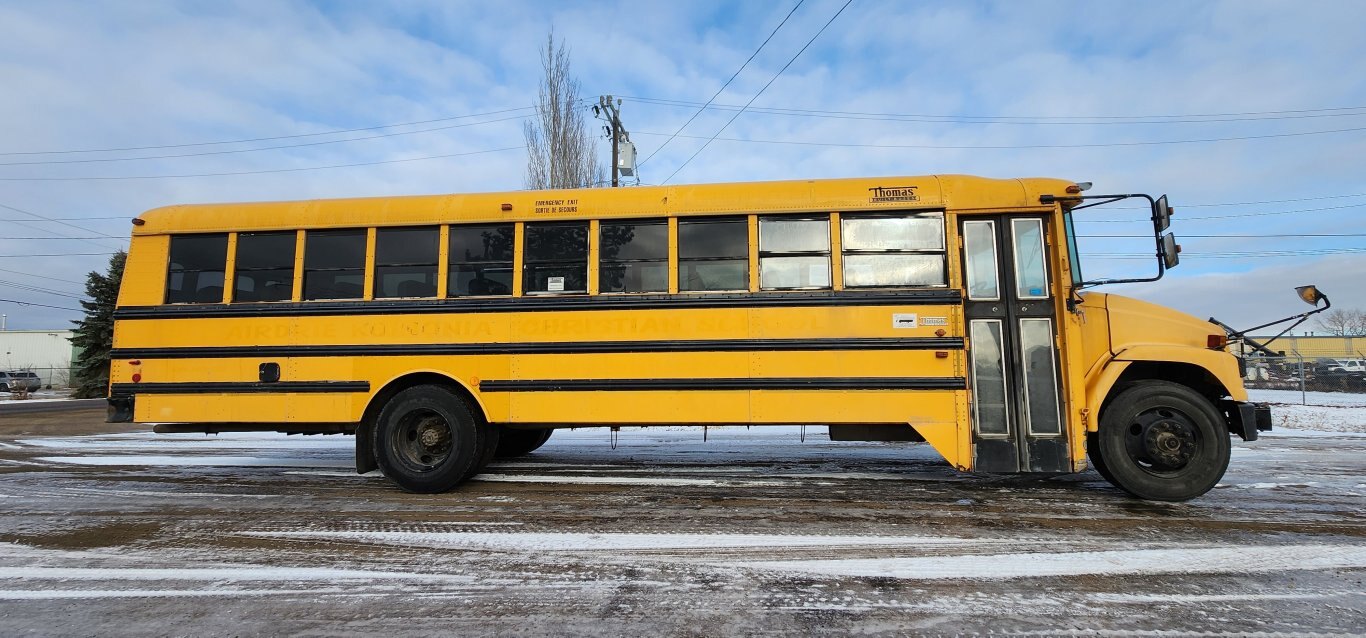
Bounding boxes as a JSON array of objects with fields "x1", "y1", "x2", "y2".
[{"x1": 869, "y1": 186, "x2": 920, "y2": 203}]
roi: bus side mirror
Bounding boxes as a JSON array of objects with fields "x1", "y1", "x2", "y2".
[
  {"x1": 1161, "y1": 233, "x2": 1180, "y2": 269},
  {"x1": 1295, "y1": 285, "x2": 1325, "y2": 307},
  {"x1": 1155, "y1": 195, "x2": 1172, "y2": 232}
]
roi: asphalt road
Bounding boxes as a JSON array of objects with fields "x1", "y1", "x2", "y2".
[
  {"x1": 0, "y1": 415, "x2": 1362, "y2": 636},
  {"x1": 0, "y1": 398, "x2": 105, "y2": 415}
]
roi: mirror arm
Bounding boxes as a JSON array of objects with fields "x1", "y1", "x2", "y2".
[{"x1": 1212, "y1": 293, "x2": 1332, "y2": 352}]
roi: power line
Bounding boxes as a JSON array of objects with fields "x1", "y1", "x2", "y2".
[
  {"x1": 0, "y1": 113, "x2": 534, "y2": 166},
  {"x1": 0, "y1": 297, "x2": 82, "y2": 312},
  {"x1": 0, "y1": 105, "x2": 540, "y2": 156},
  {"x1": 0, "y1": 216, "x2": 128, "y2": 222},
  {"x1": 0, "y1": 252, "x2": 116, "y2": 257},
  {"x1": 638, "y1": 0, "x2": 805, "y2": 168},
  {"x1": 625, "y1": 95, "x2": 1366, "y2": 125},
  {"x1": 1077, "y1": 202, "x2": 1366, "y2": 223},
  {"x1": 0, "y1": 279, "x2": 84, "y2": 300},
  {"x1": 1080, "y1": 233, "x2": 1366, "y2": 238},
  {"x1": 0, "y1": 146, "x2": 525, "y2": 182},
  {"x1": 1, "y1": 236, "x2": 121, "y2": 240},
  {"x1": 637, "y1": 124, "x2": 1366, "y2": 153},
  {"x1": 664, "y1": 0, "x2": 855, "y2": 184},
  {"x1": 0, "y1": 202, "x2": 122, "y2": 239},
  {"x1": 0, "y1": 203, "x2": 126, "y2": 251},
  {"x1": 1085, "y1": 247, "x2": 1366, "y2": 259},
  {"x1": 0, "y1": 267, "x2": 86, "y2": 286}
]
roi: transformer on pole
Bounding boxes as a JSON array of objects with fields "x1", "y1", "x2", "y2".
[{"x1": 594, "y1": 95, "x2": 636, "y2": 186}]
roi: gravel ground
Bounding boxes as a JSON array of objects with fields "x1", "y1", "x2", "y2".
[{"x1": 0, "y1": 409, "x2": 1362, "y2": 636}]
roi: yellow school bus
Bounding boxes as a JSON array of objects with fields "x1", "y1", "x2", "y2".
[{"x1": 108, "y1": 174, "x2": 1271, "y2": 500}]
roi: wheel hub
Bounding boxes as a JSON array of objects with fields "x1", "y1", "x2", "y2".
[
  {"x1": 1143, "y1": 420, "x2": 1196, "y2": 469},
  {"x1": 1124, "y1": 407, "x2": 1202, "y2": 474}
]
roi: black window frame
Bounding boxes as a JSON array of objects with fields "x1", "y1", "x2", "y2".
[
  {"x1": 677, "y1": 216, "x2": 749, "y2": 292},
  {"x1": 757, "y1": 214, "x2": 832, "y2": 291},
  {"x1": 373, "y1": 226, "x2": 440, "y2": 299},
  {"x1": 448, "y1": 223, "x2": 515, "y2": 297},
  {"x1": 232, "y1": 231, "x2": 297, "y2": 303},
  {"x1": 840, "y1": 210, "x2": 948, "y2": 289},
  {"x1": 599, "y1": 218, "x2": 668, "y2": 294},
  {"x1": 522, "y1": 221, "x2": 589, "y2": 295},
  {"x1": 165, "y1": 233, "x2": 228, "y2": 305},
  {"x1": 301, "y1": 228, "x2": 368, "y2": 301}
]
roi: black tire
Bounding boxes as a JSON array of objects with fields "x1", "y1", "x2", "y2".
[
  {"x1": 1086, "y1": 430, "x2": 1118, "y2": 486},
  {"x1": 469, "y1": 420, "x2": 500, "y2": 477},
  {"x1": 494, "y1": 427, "x2": 552, "y2": 458},
  {"x1": 1096, "y1": 380, "x2": 1230, "y2": 502},
  {"x1": 372, "y1": 385, "x2": 480, "y2": 493}
]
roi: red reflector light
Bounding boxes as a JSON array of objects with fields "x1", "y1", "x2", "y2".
[
  {"x1": 131, "y1": 373, "x2": 142, "y2": 383},
  {"x1": 1207, "y1": 334, "x2": 1227, "y2": 349},
  {"x1": 935, "y1": 351, "x2": 949, "y2": 359},
  {"x1": 128, "y1": 360, "x2": 141, "y2": 366},
  {"x1": 1065, "y1": 184, "x2": 1082, "y2": 194},
  {"x1": 501, "y1": 203, "x2": 513, "y2": 211}
]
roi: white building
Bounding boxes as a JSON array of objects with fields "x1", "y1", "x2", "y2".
[{"x1": 0, "y1": 329, "x2": 76, "y2": 388}]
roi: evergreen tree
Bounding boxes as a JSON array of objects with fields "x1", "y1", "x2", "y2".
[{"x1": 70, "y1": 251, "x2": 126, "y2": 398}]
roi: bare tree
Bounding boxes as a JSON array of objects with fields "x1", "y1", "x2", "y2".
[
  {"x1": 1316, "y1": 308, "x2": 1366, "y2": 336},
  {"x1": 524, "y1": 30, "x2": 602, "y2": 190}
]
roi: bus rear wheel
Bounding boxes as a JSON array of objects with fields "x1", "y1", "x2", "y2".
[
  {"x1": 373, "y1": 385, "x2": 481, "y2": 493},
  {"x1": 494, "y1": 428, "x2": 552, "y2": 458},
  {"x1": 1096, "y1": 380, "x2": 1230, "y2": 502}
]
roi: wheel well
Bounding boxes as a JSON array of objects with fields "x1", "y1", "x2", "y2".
[
  {"x1": 355, "y1": 372, "x2": 484, "y2": 476},
  {"x1": 1106, "y1": 361, "x2": 1230, "y2": 409},
  {"x1": 361, "y1": 372, "x2": 486, "y2": 428}
]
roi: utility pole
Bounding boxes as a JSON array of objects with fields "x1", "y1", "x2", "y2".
[{"x1": 594, "y1": 95, "x2": 636, "y2": 187}]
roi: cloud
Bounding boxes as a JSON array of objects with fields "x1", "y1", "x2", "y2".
[{"x1": 0, "y1": 0, "x2": 1363, "y2": 329}]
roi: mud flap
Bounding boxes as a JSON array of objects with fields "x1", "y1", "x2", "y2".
[{"x1": 355, "y1": 420, "x2": 377, "y2": 474}]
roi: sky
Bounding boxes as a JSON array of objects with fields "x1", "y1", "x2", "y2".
[{"x1": 0, "y1": 0, "x2": 1363, "y2": 331}]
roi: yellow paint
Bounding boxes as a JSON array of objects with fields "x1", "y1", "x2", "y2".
[{"x1": 113, "y1": 174, "x2": 1252, "y2": 476}]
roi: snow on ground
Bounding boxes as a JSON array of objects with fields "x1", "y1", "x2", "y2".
[{"x1": 1248, "y1": 388, "x2": 1366, "y2": 433}]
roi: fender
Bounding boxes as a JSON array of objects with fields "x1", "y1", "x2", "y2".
[{"x1": 1083, "y1": 345, "x2": 1246, "y2": 431}]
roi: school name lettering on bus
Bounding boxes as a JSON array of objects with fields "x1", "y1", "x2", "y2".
[
  {"x1": 533, "y1": 198, "x2": 579, "y2": 214},
  {"x1": 868, "y1": 186, "x2": 920, "y2": 203}
]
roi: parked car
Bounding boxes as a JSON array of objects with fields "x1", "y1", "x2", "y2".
[{"x1": 0, "y1": 371, "x2": 42, "y2": 392}]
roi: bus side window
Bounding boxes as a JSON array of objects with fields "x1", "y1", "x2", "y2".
[
  {"x1": 374, "y1": 226, "x2": 439, "y2": 298},
  {"x1": 234, "y1": 231, "x2": 296, "y2": 302},
  {"x1": 841, "y1": 212, "x2": 946, "y2": 288},
  {"x1": 600, "y1": 218, "x2": 668, "y2": 294},
  {"x1": 302, "y1": 229, "x2": 367, "y2": 300},
  {"x1": 758, "y1": 216, "x2": 831, "y2": 290},
  {"x1": 165, "y1": 233, "x2": 228, "y2": 304},
  {"x1": 449, "y1": 224, "x2": 514, "y2": 297},
  {"x1": 523, "y1": 221, "x2": 588, "y2": 295},
  {"x1": 678, "y1": 217, "x2": 748, "y2": 292}
]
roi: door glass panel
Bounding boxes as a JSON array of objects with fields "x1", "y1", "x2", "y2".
[
  {"x1": 1019, "y1": 318, "x2": 1062, "y2": 435},
  {"x1": 962, "y1": 220, "x2": 999, "y2": 300},
  {"x1": 1011, "y1": 218, "x2": 1049, "y2": 299},
  {"x1": 969, "y1": 320, "x2": 1009, "y2": 436}
]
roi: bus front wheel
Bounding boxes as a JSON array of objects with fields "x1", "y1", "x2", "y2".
[
  {"x1": 373, "y1": 385, "x2": 481, "y2": 493},
  {"x1": 495, "y1": 428, "x2": 552, "y2": 458},
  {"x1": 1096, "y1": 380, "x2": 1230, "y2": 502}
]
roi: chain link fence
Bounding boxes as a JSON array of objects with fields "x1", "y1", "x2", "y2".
[{"x1": 1238, "y1": 336, "x2": 1365, "y2": 403}]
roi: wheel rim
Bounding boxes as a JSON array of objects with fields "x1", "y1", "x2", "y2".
[
  {"x1": 1123, "y1": 406, "x2": 1202, "y2": 475},
  {"x1": 391, "y1": 408, "x2": 453, "y2": 472}
]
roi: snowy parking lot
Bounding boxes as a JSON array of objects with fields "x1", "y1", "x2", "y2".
[{"x1": 0, "y1": 393, "x2": 1362, "y2": 636}]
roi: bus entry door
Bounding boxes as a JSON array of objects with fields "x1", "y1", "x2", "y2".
[{"x1": 959, "y1": 215, "x2": 1068, "y2": 473}]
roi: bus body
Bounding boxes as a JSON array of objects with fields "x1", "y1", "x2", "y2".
[{"x1": 108, "y1": 174, "x2": 1269, "y2": 500}]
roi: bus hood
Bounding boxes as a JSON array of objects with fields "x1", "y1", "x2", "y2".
[{"x1": 1086, "y1": 292, "x2": 1221, "y2": 351}]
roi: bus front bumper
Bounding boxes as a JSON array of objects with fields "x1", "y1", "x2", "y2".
[
  {"x1": 1222, "y1": 400, "x2": 1272, "y2": 441},
  {"x1": 107, "y1": 395, "x2": 134, "y2": 423}
]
